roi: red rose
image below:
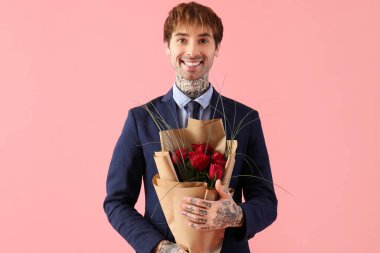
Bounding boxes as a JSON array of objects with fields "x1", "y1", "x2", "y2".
[
  {"x1": 211, "y1": 151, "x2": 227, "y2": 167},
  {"x1": 188, "y1": 152, "x2": 210, "y2": 171},
  {"x1": 191, "y1": 144, "x2": 213, "y2": 155},
  {"x1": 214, "y1": 159, "x2": 227, "y2": 167},
  {"x1": 171, "y1": 148, "x2": 188, "y2": 166},
  {"x1": 209, "y1": 163, "x2": 224, "y2": 180},
  {"x1": 211, "y1": 151, "x2": 225, "y2": 162}
]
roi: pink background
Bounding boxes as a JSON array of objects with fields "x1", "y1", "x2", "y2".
[{"x1": 1, "y1": 0, "x2": 379, "y2": 252}]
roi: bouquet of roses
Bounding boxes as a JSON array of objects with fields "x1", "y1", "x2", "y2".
[
  {"x1": 171, "y1": 143, "x2": 227, "y2": 188},
  {"x1": 152, "y1": 117, "x2": 238, "y2": 253}
]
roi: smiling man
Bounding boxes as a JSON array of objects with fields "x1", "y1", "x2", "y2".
[
  {"x1": 104, "y1": 2, "x2": 277, "y2": 253},
  {"x1": 166, "y1": 24, "x2": 219, "y2": 99}
]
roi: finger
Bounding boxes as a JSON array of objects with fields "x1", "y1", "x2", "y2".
[
  {"x1": 186, "y1": 221, "x2": 218, "y2": 231},
  {"x1": 181, "y1": 210, "x2": 208, "y2": 224},
  {"x1": 183, "y1": 197, "x2": 212, "y2": 208},
  {"x1": 215, "y1": 179, "x2": 230, "y2": 199},
  {"x1": 181, "y1": 204, "x2": 208, "y2": 216}
]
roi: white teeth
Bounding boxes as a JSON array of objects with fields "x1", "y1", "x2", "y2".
[{"x1": 183, "y1": 61, "x2": 201, "y2": 66}]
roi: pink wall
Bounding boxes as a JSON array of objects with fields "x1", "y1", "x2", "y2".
[{"x1": 1, "y1": 0, "x2": 379, "y2": 252}]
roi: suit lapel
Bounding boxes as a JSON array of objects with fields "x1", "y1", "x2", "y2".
[
  {"x1": 158, "y1": 88, "x2": 181, "y2": 130},
  {"x1": 209, "y1": 88, "x2": 235, "y2": 138}
]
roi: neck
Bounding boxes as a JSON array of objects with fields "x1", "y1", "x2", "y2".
[{"x1": 175, "y1": 74, "x2": 210, "y2": 99}]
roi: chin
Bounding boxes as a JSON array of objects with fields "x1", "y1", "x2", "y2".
[
  {"x1": 186, "y1": 76, "x2": 197, "y2": 81},
  {"x1": 185, "y1": 73, "x2": 202, "y2": 81}
]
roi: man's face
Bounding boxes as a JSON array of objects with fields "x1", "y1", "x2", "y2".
[{"x1": 165, "y1": 23, "x2": 220, "y2": 81}]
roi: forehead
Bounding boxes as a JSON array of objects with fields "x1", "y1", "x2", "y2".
[{"x1": 172, "y1": 23, "x2": 213, "y2": 36}]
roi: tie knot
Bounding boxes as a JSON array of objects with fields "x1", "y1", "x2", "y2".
[
  {"x1": 186, "y1": 101, "x2": 201, "y2": 120},
  {"x1": 186, "y1": 100, "x2": 200, "y2": 112}
]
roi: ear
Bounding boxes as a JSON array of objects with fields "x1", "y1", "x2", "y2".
[
  {"x1": 165, "y1": 42, "x2": 170, "y2": 55},
  {"x1": 214, "y1": 44, "x2": 221, "y2": 57}
]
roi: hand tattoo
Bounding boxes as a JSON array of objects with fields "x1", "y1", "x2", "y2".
[
  {"x1": 201, "y1": 201, "x2": 212, "y2": 208},
  {"x1": 212, "y1": 201, "x2": 243, "y2": 228},
  {"x1": 156, "y1": 240, "x2": 188, "y2": 253},
  {"x1": 185, "y1": 206, "x2": 195, "y2": 213},
  {"x1": 222, "y1": 201, "x2": 231, "y2": 206},
  {"x1": 191, "y1": 198, "x2": 198, "y2": 204},
  {"x1": 182, "y1": 194, "x2": 244, "y2": 231}
]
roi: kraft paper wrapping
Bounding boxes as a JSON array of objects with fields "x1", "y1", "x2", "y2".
[
  {"x1": 152, "y1": 118, "x2": 238, "y2": 253},
  {"x1": 159, "y1": 118, "x2": 227, "y2": 155},
  {"x1": 154, "y1": 151, "x2": 179, "y2": 182}
]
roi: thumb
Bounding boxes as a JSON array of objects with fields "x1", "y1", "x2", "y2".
[{"x1": 215, "y1": 179, "x2": 230, "y2": 199}]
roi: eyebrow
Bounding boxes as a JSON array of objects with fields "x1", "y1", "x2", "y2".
[{"x1": 174, "y1": 32, "x2": 212, "y2": 37}]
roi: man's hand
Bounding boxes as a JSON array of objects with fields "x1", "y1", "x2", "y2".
[
  {"x1": 180, "y1": 179, "x2": 244, "y2": 231},
  {"x1": 153, "y1": 240, "x2": 188, "y2": 253}
]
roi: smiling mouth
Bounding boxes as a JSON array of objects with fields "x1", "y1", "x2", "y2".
[{"x1": 181, "y1": 60, "x2": 203, "y2": 67}]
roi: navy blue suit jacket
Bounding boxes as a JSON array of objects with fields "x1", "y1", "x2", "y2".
[{"x1": 103, "y1": 88, "x2": 277, "y2": 253}]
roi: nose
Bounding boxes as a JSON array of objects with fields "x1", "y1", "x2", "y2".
[{"x1": 185, "y1": 40, "x2": 199, "y2": 57}]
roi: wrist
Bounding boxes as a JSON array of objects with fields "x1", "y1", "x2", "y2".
[
  {"x1": 152, "y1": 240, "x2": 168, "y2": 253},
  {"x1": 235, "y1": 205, "x2": 245, "y2": 227}
]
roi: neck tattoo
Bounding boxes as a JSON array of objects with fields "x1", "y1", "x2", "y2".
[{"x1": 175, "y1": 74, "x2": 210, "y2": 99}]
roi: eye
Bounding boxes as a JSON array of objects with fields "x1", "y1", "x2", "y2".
[
  {"x1": 177, "y1": 38, "x2": 186, "y2": 43},
  {"x1": 200, "y1": 39, "x2": 209, "y2": 44}
]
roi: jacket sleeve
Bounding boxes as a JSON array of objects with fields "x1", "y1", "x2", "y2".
[
  {"x1": 103, "y1": 109, "x2": 164, "y2": 253},
  {"x1": 233, "y1": 110, "x2": 278, "y2": 240}
]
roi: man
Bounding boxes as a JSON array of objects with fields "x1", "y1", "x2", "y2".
[{"x1": 103, "y1": 2, "x2": 277, "y2": 253}]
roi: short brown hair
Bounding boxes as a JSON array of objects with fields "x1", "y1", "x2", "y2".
[{"x1": 163, "y1": 2, "x2": 223, "y2": 48}]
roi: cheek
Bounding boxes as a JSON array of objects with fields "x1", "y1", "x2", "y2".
[
  {"x1": 171, "y1": 56, "x2": 178, "y2": 63},
  {"x1": 173, "y1": 54, "x2": 181, "y2": 62}
]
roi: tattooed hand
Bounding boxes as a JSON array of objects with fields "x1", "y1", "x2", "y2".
[
  {"x1": 152, "y1": 240, "x2": 188, "y2": 253},
  {"x1": 180, "y1": 180, "x2": 245, "y2": 231}
]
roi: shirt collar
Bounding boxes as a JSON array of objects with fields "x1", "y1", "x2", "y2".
[{"x1": 172, "y1": 83, "x2": 214, "y2": 109}]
